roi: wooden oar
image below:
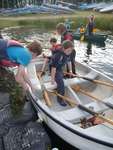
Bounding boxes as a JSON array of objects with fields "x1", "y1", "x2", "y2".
[
  {"x1": 71, "y1": 85, "x2": 113, "y2": 110},
  {"x1": 47, "y1": 90, "x2": 113, "y2": 126},
  {"x1": 64, "y1": 72, "x2": 113, "y2": 88},
  {"x1": 80, "y1": 34, "x2": 85, "y2": 41},
  {"x1": 37, "y1": 73, "x2": 52, "y2": 107},
  {"x1": 48, "y1": 90, "x2": 76, "y2": 107}
]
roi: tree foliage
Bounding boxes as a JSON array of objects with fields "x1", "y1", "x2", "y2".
[{"x1": 0, "y1": 0, "x2": 43, "y2": 8}]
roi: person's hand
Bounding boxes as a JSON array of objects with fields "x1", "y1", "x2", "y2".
[
  {"x1": 42, "y1": 53, "x2": 47, "y2": 58},
  {"x1": 68, "y1": 71, "x2": 75, "y2": 78}
]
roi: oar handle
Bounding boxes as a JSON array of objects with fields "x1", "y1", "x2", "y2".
[
  {"x1": 78, "y1": 104, "x2": 97, "y2": 116},
  {"x1": 48, "y1": 90, "x2": 76, "y2": 106},
  {"x1": 98, "y1": 115, "x2": 113, "y2": 126},
  {"x1": 93, "y1": 80, "x2": 113, "y2": 88},
  {"x1": 48, "y1": 90, "x2": 113, "y2": 126},
  {"x1": 43, "y1": 90, "x2": 52, "y2": 107},
  {"x1": 79, "y1": 88, "x2": 101, "y2": 102},
  {"x1": 37, "y1": 73, "x2": 52, "y2": 107},
  {"x1": 64, "y1": 72, "x2": 113, "y2": 88},
  {"x1": 72, "y1": 85, "x2": 113, "y2": 110}
]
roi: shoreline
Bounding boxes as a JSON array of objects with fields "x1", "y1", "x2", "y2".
[{"x1": 0, "y1": 11, "x2": 113, "y2": 33}]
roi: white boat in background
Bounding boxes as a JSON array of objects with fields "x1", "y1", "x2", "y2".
[
  {"x1": 27, "y1": 58, "x2": 113, "y2": 150},
  {"x1": 43, "y1": 3, "x2": 75, "y2": 13},
  {"x1": 100, "y1": 4, "x2": 113, "y2": 13},
  {"x1": 93, "y1": 2, "x2": 107, "y2": 11},
  {"x1": 82, "y1": 3, "x2": 104, "y2": 10}
]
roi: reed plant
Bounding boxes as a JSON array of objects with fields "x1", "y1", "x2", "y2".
[{"x1": 0, "y1": 11, "x2": 113, "y2": 33}]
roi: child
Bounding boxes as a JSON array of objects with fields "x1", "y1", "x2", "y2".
[
  {"x1": 50, "y1": 40, "x2": 74, "y2": 106},
  {"x1": 79, "y1": 25, "x2": 85, "y2": 41},
  {"x1": 80, "y1": 25, "x2": 85, "y2": 35},
  {"x1": 40, "y1": 37, "x2": 61, "y2": 76},
  {"x1": 56, "y1": 23, "x2": 76, "y2": 75},
  {"x1": 0, "y1": 39, "x2": 42, "y2": 92}
]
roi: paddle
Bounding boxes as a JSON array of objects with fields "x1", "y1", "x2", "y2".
[
  {"x1": 47, "y1": 90, "x2": 113, "y2": 126},
  {"x1": 71, "y1": 85, "x2": 113, "y2": 110},
  {"x1": 37, "y1": 73, "x2": 52, "y2": 107},
  {"x1": 64, "y1": 72, "x2": 113, "y2": 88},
  {"x1": 80, "y1": 34, "x2": 85, "y2": 41}
]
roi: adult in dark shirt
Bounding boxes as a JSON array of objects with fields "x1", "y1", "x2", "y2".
[
  {"x1": 56, "y1": 23, "x2": 76, "y2": 74},
  {"x1": 86, "y1": 15, "x2": 95, "y2": 36}
]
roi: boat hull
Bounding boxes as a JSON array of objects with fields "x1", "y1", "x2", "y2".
[
  {"x1": 27, "y1": 60, "x2": 113, "y2": 150},
  {"x1": 30, "y1": 96, "x2": 113, "y2": 150},
  {"x1": 73, "y1": 32, "x2": 107, "y2": 44}
]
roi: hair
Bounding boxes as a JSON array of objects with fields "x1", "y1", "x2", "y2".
[
  {"x1": 50, "y1": 37, "x2": 57, "y2": 43},
  {"x1": 27, "y1": 41, "x2": 42, "y2": 56},
  {"x1": 62, "y1": 40, "x2": 74, "y2": 49},
  {"x1": 56, "y1": 23, "x2": 66, "y2": 32}
]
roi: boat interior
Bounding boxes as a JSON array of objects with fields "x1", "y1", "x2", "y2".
[{"x1": 28, "y1": 60, "x2": 113, "y2": 129}]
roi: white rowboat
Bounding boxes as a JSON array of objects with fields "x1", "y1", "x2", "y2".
[{"x1": 27, "y1": 59, "x2": 113, "y2": 150}]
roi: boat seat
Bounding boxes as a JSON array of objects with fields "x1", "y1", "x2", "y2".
[
  {"x1": 44, "y1": 71, "x2": 98, "y2": 90},
  {"x1": 56, "y1": 107, "x2": 87, "y2": 122},
  {"x1": 56, "y1": 101, "x2": 107, "y2": 122},
  {"x1": 103, "y1": 96, "x2": 113, "y2": 105}
]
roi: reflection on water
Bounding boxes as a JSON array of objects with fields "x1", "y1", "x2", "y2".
[
  {"x1": 3, "y1": 27, "x2": 113, "y2": 81},
  {"x1": 75, "y1": 39, "x2": 113, "y2": 79},
  {"x1": 2, "y1": 27, "x2": 113, "y2": 149}
]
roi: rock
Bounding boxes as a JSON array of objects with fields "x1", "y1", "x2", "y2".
[
  {"x1": 0, "y1": 79, "x2": 37, "y2": 126},
  {"x1": 0, "y1": 138, "x2": 4, "y2": 150},
  {"x1": 3, "y1": 122, "x2": 51, "y2": 150},
  {"x1": 0, "y1": 92, "x2": 10, "y2": 109}
]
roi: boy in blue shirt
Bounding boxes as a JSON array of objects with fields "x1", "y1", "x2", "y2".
[
  {"x1": 50, "y1": 40, "x2": 74, "y2": 106},
  {"x1": 0, "y1": 39, "x2": 42, "y2": 92}
]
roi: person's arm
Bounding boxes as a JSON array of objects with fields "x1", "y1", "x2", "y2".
[
  {"x1": 15, "y1": 65, "x2": 33, "y2": 91},
  {"x1": 67, "y1": 61, "x2": 72, "y2": 73},
  {"x1": 51, "y1": 67, "x2": 56, "y2": 84},
  {"x1": 15, "y1": 65, "x2": 28, "y2": 91}
]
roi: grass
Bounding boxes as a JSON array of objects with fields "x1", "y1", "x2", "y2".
[{"x1": 0, "y1": 11, "x2": 113, "y2": 32}]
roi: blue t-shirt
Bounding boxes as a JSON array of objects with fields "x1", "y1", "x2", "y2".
[{"x1": 6, "y1": 46, "x2": 32, "y2": 66}]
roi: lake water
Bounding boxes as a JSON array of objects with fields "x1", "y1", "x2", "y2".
[
  {"x1": 2, "y1": 27, "x2": 113, "y2": 79},
  {"x1": 2, "y1": 27, "x2": 113, "y2": 150}
]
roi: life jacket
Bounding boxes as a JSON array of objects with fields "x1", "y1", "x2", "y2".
[
  {"x1": 61, "y1": 31, "x2": 74, "y2": 43},
  {"x1": 0, "y1": 39, "x2": 23, "y2": 67},
  {"x1": 50, "y1": 51, "x2": 71, "y2": 72},
  {"x1": 80, "y1": 27, "x2": 85, "y2": 33},
  {"x1": 0, "y1": 59, "x2": 19, "y2": 67},
  {"x1": 50, "y1": 44, "x2": 62, "y2": 55}
]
